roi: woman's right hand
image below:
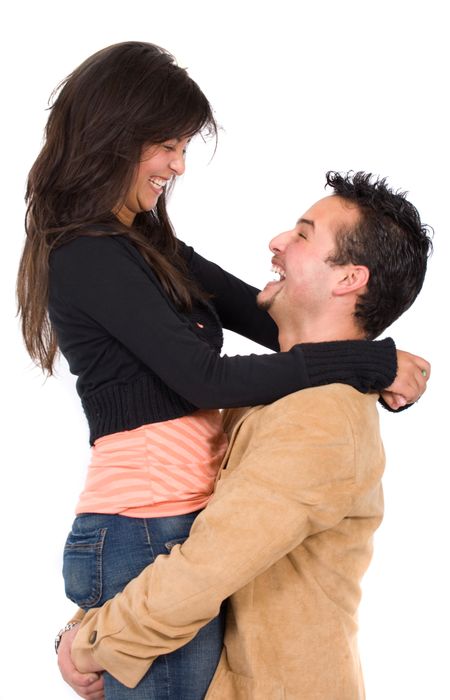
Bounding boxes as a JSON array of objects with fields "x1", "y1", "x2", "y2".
[
  {"x1": 381, "y1": 349, "x2": 430, "y2": 409},
  {"x1": 57, "y1": 624, "x2": 105, "y2": 700}
]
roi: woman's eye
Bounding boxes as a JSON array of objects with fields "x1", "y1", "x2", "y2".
[{"x1": 163, "y1": 144, "x2": 175, "y2": 152}]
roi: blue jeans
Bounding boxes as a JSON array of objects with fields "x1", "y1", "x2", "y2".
[{"x1": 63, "y1": 511, "x2": 225, "y2": 699}]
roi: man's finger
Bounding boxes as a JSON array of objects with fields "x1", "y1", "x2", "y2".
[{"x1": 74, "y1": 677, "x2": 104, "y2": 700}]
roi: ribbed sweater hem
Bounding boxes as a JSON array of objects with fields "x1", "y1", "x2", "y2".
[{"x1": 82, "y1": 372, "x2": 198, "y2": 445}]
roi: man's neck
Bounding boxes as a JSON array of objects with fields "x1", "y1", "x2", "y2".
[{"x1": 277, "y1": 318, "x2": 365, "y2": 351}]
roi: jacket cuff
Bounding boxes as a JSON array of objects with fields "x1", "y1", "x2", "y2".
[{"x1": 72, "y1": 606, "x2": 149, "y2": 689}]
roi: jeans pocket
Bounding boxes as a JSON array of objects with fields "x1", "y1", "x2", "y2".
[{"x1": 63, "y1": 526, "x2": 107, "y2": 608}]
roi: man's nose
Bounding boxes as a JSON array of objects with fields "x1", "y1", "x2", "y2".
[{"x1": 269, "y1": 230, "x2": 292, "y2": 253}]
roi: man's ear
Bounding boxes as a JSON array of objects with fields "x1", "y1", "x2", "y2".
[{"x1": 333, "y1": 265, "x2": 369, "y2": 296}]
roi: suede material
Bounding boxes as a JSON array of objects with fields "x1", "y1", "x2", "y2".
[{"x1": 72, "y1": 384, "x2": 384, "y2": 699}]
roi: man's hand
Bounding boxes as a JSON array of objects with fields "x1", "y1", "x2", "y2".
[
  {"x1": 381, "y1": 350, "x2": 431, "y2": 409},
  {"x1": 57, "y1": 624, "x2": 105, "y2": 700}
]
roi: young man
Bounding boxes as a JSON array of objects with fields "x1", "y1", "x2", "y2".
[{"x1": 60, "y1": 171, "x2": 432, "y2": 699}]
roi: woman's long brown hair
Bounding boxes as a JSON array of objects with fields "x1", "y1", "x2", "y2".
[{"x1": 17, "y1": 41, "x2": 217, "y2": 374}]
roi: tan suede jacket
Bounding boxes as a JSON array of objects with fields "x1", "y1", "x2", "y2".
[{"x1": 72, "y1": 384, "x2": 385, "y2": 699}]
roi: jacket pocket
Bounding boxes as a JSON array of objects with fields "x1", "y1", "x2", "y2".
[
  {"x1": 206, "y1": 665, "x2": 286, "y2": 699},
  {"x1": 164, "y1": 536, "x2": 187, "y2": 552},
  {"x1": 63, "y1": 526, "x2": 107, "y2": 608}
]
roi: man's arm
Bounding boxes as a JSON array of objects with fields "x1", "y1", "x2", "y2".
[{"x1": 72, "y1": 387, "x2": 377, "y2": 688}]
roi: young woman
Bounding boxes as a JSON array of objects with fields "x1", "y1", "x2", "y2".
[{"x1": 17, "y1": 42, "x2": 421, "y2": 700}]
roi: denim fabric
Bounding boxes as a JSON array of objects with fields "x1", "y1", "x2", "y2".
[{"x1": 63, "y1": 511, "x2": 225, "y2": 699}]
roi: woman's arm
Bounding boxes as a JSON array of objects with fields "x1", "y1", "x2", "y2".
[
  {"x1": 178, "y1": 240, "x2": 279, "y2": 350},
  {"x1": 51, "y1": 236, "x2": 398, "y2": 409},
  {"x1": 179, "y1": 241, "x2": 429, "y2": 406}
]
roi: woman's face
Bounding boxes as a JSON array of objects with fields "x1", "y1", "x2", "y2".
[{"x1": 116, "y1": 137, "x2": 190, "y2": 226}]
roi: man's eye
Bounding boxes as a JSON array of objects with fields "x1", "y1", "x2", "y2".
[{"x1": 298, "y1": 232, "x2": 307, "y2": 240}]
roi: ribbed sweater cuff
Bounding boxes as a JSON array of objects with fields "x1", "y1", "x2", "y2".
[{"x1": 300, "y1": 337, "x2": 397, "y2": 394}]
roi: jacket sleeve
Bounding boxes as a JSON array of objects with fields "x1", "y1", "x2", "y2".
[
  {"x1": 71, "y1": 389, "x2": 361, "y2": 688},
  {"x1": 51, "y1": 236, "x2": 397, "y2": 410}
]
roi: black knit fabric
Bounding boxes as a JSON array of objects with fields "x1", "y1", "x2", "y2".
[
  {"x1": 300, "y1": 339, "x2": 397, "y2": 394},
  {"x1": 48, "y1": 233, "x2": 397, "y2": 444}
]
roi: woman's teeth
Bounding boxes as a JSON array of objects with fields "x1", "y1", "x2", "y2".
[{"x1": 149, "y1": 177, "x2": 167, "y2": 188}]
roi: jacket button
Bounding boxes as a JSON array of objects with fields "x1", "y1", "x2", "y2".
[{"x1": 89, "y1": 631, "x2": 97, "y2": 645}]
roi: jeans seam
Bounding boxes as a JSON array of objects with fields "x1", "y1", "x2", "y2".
[
  {"x1": 94, "y1": 528, "x2": 106, "y2": 606},
  {"x1": 163, "y1": 653, "x2": 170, "y2": 699},
  {"x1": 142, "y1": 518, "x2": 152, "y2": 545}
]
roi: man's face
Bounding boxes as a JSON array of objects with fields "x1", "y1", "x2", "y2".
[{"x1": 257, "y1": 195, "x2": 361, "y2": 320}]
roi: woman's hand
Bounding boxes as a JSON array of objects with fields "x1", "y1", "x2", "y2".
[
  {"x1": 57, "y1": 624, "x2": 105, "y2": 700},
  {"x1": 381, "y1": 350, "x2": 431, "y2": 409}
]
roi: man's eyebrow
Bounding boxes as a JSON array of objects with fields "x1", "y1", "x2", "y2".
[{"x1": 296, "y1": 217, "x2": 315, "y2": 228}]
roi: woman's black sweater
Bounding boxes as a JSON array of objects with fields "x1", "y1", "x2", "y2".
[{"x1": 48, "y1": 234, "x2": 397, "y2": 444}]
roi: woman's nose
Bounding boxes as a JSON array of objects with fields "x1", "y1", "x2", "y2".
[{"x1": 170, "y1": 155, "x2": 185, "y2": 176}]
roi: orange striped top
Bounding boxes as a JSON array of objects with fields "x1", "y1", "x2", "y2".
[{"x1": 76, "y1": 409, "x2": 228, "y2": 518}]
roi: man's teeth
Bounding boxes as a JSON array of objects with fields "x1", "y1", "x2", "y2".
[
  {"x1": 271, "y1": 264, "x2": 286, "y2": 281},
  {"x1": 149, "y1": 177, "x2": 167, "y2": 188}
]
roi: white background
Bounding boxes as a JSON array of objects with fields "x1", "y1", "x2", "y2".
[{"x1": 2, "y1": 1, "x2": 449, "y2": 698}]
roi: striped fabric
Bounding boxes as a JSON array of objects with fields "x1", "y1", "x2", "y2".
[{"x1": 76, "y1": 410, "x2": 228, "y2": 517}]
